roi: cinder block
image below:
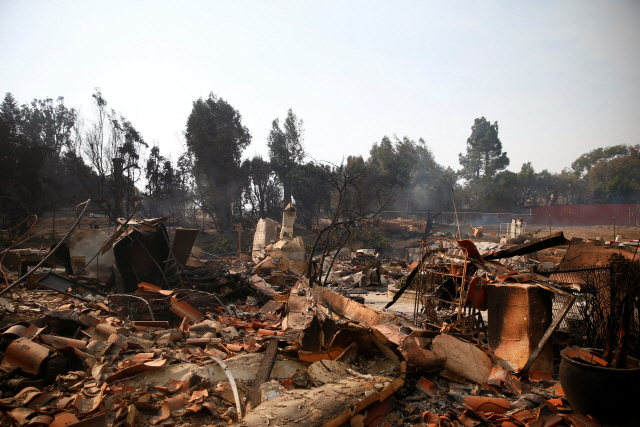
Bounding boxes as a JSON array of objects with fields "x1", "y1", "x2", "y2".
[{"x1": 487, "y1": 282, "x2": 553, "y2": 373}]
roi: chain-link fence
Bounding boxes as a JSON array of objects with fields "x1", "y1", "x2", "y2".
[{"x1": 372, "y1": 210, "x2": 538, "y2": 241}]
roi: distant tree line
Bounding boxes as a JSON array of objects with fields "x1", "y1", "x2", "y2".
[
  {"x1": 1, "y1": 90, "x2": 638, "y2": 233},
  {"x1": 456, "y1": 117, "x2": 640, "y2": 211}
]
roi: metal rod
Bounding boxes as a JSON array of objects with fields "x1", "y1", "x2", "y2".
[
  {"x1": 209, "y1": 356, "x2": 243, "y2": 418},
  {"x1": 457, "y1": 247, "x2": 468, "y2": 322},
  {"x1": 520, "y1": 282, "x2": 575, "y2": 374},
  {"x1": 452, "y1": 188, "x2": 461, "y2": 240},
  {"x1": 109, "y1": 294, "x2": 155, "y2": 321}
]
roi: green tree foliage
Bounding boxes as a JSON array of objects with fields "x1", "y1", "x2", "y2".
[
  {"x1": 589, "y1": 145, "x2": 640, "y2": 204},
  {"x1": 350, "y1": 226, "x2": 389, "y2": 251},
  {"x1": 369, "y1": 136, "x2": 455, "y2": 212},
  {"x1": 463, "y1": 163, "x2": 553, "y2": 211},
  {"x1": 145, "y1": 145, "x2": 175, "y2": 201},
  {"x1": 555, "y1": 169, "x2": 586, "y2": 205},
  {"x1": 470, "y1": 173, "x2": 517, "y2": 212},
  {"x1": 461, "y1": 142, "x2": 640, "y2": 211},
  {"x1": 0, "y1": 92, "x2": 85, "y2": 214},
  {"x1": 571, "y1": 145, "x2": 629, "y2": 178},
  {"x1": 10, "y1": 85, "x2": 640, "y2": 228},
  {"x1": 143, "y1": 145, "x2": 192, "y2": 219},
  {"x1": 242, "y1": 155, "x2": 282, "y2": 221},
  {"x1": 369, "y1": 136, "x2": 420, "y2": 189},
  {"x1": 19, "y1": 97, "x2": 77, "y2": 155},
  {"x1": 514, "y1": 162, "x2": 538, "y2": 208},
  {"x1": 112, "y1": 115, "x2": 147, "y2": 217},
  {"x1": 0, "y1": 93, "x2": 44, "y2": 211},
  {"x1": 185, "y1": 93, "x2": 251, "y2": 231},
  {"x1": 459, "y1": 117, "x2": 509, "y2": 180},
  {"x1": 290, "y1": 161, "x2": 333, "y2": 229},
  {"x1": 267, "y1": 109, "x2": 305, "y2": 208}
]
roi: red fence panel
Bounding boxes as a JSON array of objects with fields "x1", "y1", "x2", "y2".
[{"x1": 529, "y1": 204, "x2": 639, "y2": 226}]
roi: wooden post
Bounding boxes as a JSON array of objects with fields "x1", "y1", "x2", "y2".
[
  {"x1": 112, "y1": 158, "x2": 124, "y2": 221},
  {"x1": 235, "y1": 223, "x2": 244, "y2": 258}
]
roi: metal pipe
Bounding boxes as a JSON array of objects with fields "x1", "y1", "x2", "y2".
[{"x1": 452, "y1": 188, "x2": 462, "y2": 240}]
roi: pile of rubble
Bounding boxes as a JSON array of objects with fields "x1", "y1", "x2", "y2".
[
  {"x1": 0, "y1": 280, "x2": 601, "y2": 427},
  {"x1": 0, "y1": 205, "x2": 637, "y2": 426}
]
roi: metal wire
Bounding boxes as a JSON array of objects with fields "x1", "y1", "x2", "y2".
[
  {"x1": 0, "y1": 200, "x2": 91, "y2": 297},
  {"x1": 546, "y1": 264, "x2": 639, "y2": 359}
]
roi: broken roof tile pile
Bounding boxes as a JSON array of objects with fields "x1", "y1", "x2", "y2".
[
  {"x1": 0, "y1": 281, "x2": 605, "y2": 427},
  {"x1": 0, "y1": 214, "x2": 634, "y2": 427}
]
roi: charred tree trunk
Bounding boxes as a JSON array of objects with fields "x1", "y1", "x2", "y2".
[
  {"x1": 112, "y1": 158, "x2": 124, "y2": 222},
  {"x1": 283, "y1": 179, "x2": 292, "y2": 210},
  {"x1": 421, "y1": 212, "x2": 441, "y2": 241}
]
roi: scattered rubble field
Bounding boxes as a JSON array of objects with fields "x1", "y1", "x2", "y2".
[{"x1": 1, "y1": 213, "x2": 639, "y2": 427}]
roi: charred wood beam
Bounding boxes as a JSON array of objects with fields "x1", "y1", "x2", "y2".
[
  {"x1": 248, "y1": 339, "x2": 279, "y2": 407},
  {"x1": 384, "y1": 250, "x2": 429, "y2": 310},
  {"x1": 483, "y1": 231, "x2": 569, "y2": 261}
]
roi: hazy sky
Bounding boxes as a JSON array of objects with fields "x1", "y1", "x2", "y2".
[{"x1": 1, "y1": 1, "x2": 639, "y2": 174}]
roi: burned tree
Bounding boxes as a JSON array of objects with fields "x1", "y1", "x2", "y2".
[
  {"x1": 67, "y1": 89, "x2": 147, "y2": 222},
  {"x1": 242, "y1": 155, "x2": 282, "y2": 221},
  {"x1": 305, "y1": 156, "x2": 394, "y2": 286}
]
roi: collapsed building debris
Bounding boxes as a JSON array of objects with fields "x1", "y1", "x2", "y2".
[{"x1": 1, "y1": 202, "x2": 638, "y2": 427}]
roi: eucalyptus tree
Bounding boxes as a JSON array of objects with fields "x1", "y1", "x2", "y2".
[
  {"x1": 184, "y1": 93, "x2": 251, "y2": 231},
  {"x1": 267, "y1": 109, "x2": 305, "y2": 208}
]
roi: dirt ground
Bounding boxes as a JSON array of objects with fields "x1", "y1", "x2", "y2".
[{"x1": 472, "y1": 223, "x2": 640, "y2": 242}]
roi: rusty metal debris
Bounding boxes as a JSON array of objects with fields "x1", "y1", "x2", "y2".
[{"x1": 1, "y1": 208, "x2": 637, "y2": 426}]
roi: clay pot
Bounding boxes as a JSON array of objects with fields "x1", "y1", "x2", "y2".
[{"x1": 560, "y1": 348, "x2": 640, "y2": 425}]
